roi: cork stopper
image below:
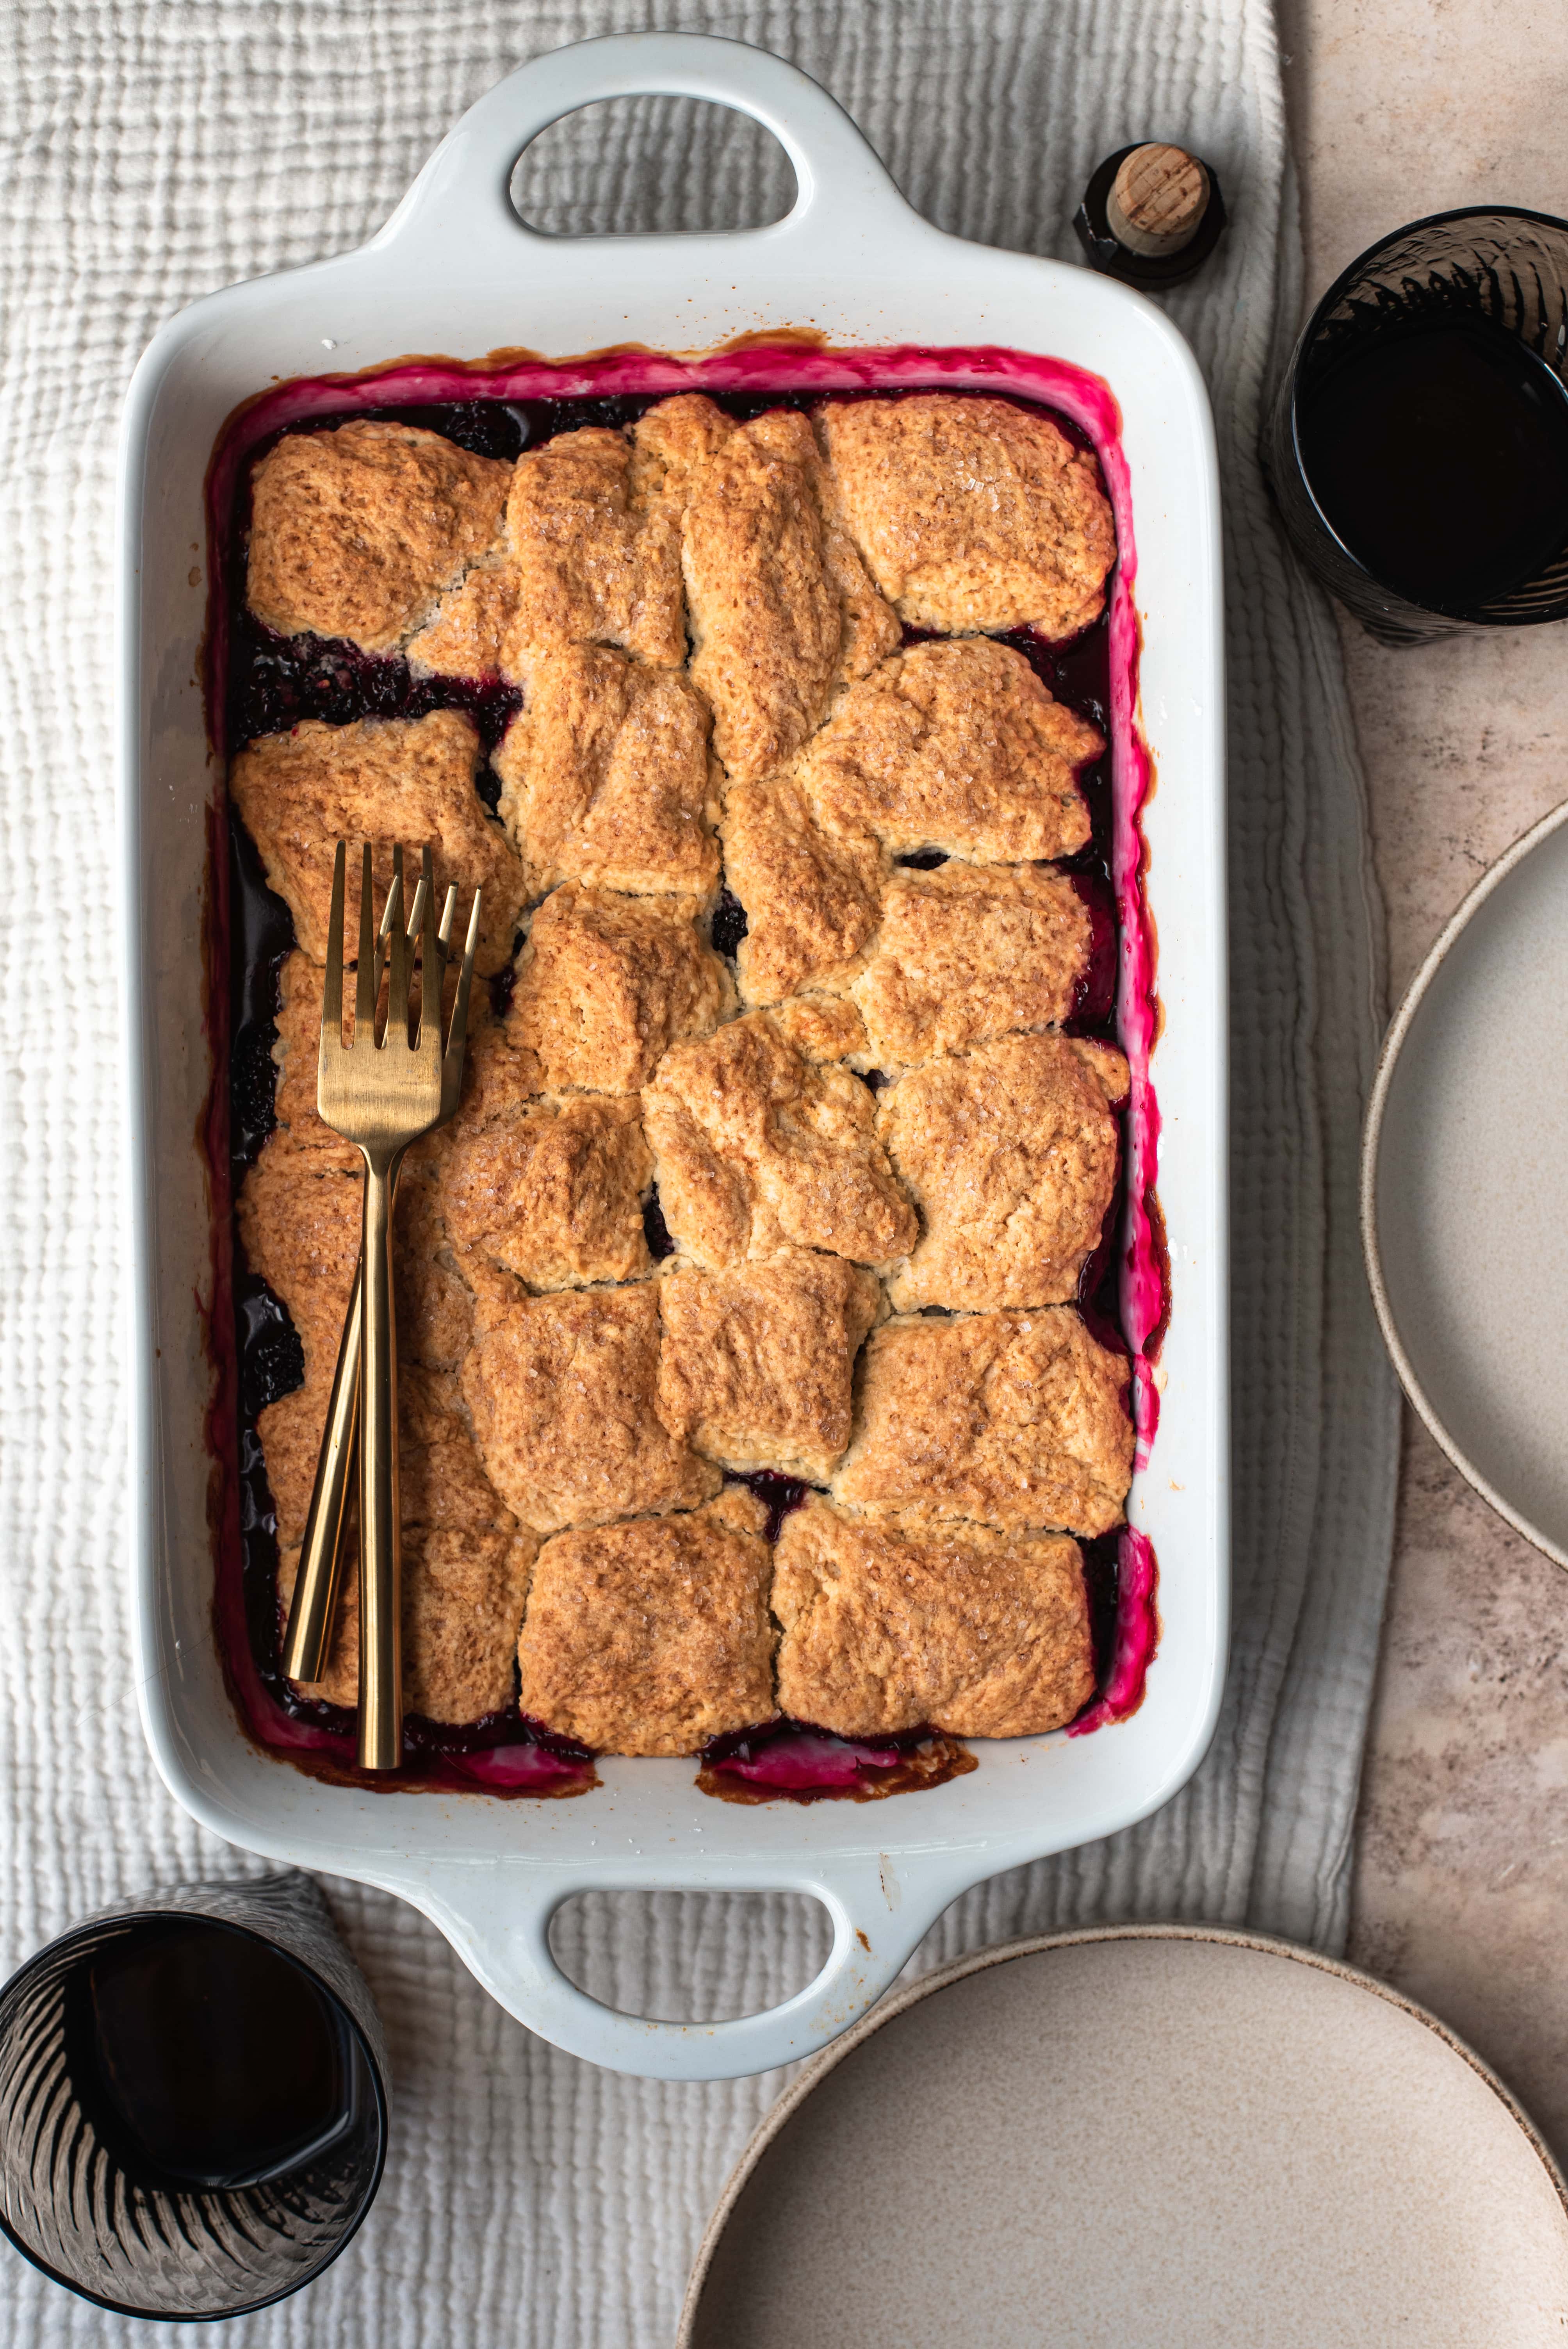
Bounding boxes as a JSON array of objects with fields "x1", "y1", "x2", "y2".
[{"x1": 1106, "y1": 144, "x2": 1211, "y2": 260}]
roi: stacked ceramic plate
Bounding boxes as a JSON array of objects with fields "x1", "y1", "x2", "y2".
[
  {"x1": 1363, "y1": 799, "x2": 1568, "y2": 1564},
  {"x1": 681, "y1": 1929, "x2": 1568, "y2": 2347}
]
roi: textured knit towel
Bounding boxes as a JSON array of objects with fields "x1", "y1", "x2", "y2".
[{"x1": 0, "y1": 3, "x2": 1399, "y2": 2342}]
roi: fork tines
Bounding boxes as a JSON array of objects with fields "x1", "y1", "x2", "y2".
[{"x1": 319, "y1": 841, "x2": 481, "y2": 1088}]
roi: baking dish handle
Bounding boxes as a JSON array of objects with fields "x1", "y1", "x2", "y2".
[
  {"x1": 374, "y1": 31, "x2": 919, "y2": 271},
  {"x1": 413, "y1": 1852, "x2": 953, "y2": 2082}
]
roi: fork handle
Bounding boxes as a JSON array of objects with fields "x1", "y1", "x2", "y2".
[
  {"x1": 357, "y1": 1148, "x2": 404, "y2": 1772},
  {"x1": 281, "y1": 1162, "x2": 407, "y2": 1687},
  {"x1": 281, "y1": 1267, "x2": 362, "y2": 1686}
]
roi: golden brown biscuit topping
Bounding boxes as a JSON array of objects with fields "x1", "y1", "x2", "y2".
[
  {"x1": 238, "y1": 1144, "x2": 362, "y2": 1384},
  {"x1": 766, "y1": 993, "x2": 871, "y2": 1065},
  {"x1": 244, "y1": 1122, "x2": 534, "y2": 1727},
  {"x1": 641, "y1": 1011, "x2": 917, "y2": 1269},
  {"x1": 722, "y1": 775, "x2": 885, "y2": 1005},
  {"x1": 461, "y1": 1281, "x2": 722, "y2": 1535},
  {"x1": 517, "y1": 1488, "x2": 774, "y2": 1756},
  {"x1": 638, "y1": 395, "x2": 898, "y2": 784},
  {"x1": 405, "y1": 560, "x2": 519, "y2": 680},
  {"x1": 228, "y1": 709, "x2": 525, "y2": 973},
  {"x1": 881, "y1": 1034, "x2": 1128, "y2": 1310},
  {"x1": 511, "y1": 882, "x2": 733, "y2": 1095},
  {"x1": 817, "y1": 392, "x2": 1116, "y2": 639},
  {"x1": 437, "y1": 1091, "x2": 653, "y2": 1295},
  {"x1": 501, "y1": 421, "x2": 687, "y2": 669},
  {"x1": 236, "y1": 389, "x2": 1132, "y2": 1750},
  {"x1": 832, "y1": 1309, "x2": 1133, "y2": 1535},
  {"x1": 656, "y1": 1249, "x2": 882, "y2": 1480},
  {"x1": 247, "y1": 420, "x2": 511, "y2": 654},
  {"x1": 798, "y1": 640, "x2": 1099, "y2": 865},
  {"x1": 773, "y1": 1497, "x2": 1094, "y2": 1739},
  {"x1": 494, "y1": 647, "x2": 721, "y2": 900},
  {"x1": 851, "y1": 861, "x2": 1094, "y2": 1066},
  {"x1": 268, "y1": 950, "x2": 361, "y2": 1171},
  {"x1": 279, "y1": 1526, "x2": 536, "y2": 1726}
]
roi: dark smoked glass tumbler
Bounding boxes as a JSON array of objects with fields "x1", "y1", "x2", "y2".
[
  {"x1": 0, "y1": 1871, "x2": 388, "y2": 2321},
  {"x1": 1264, "y1": 207, "x2": 1568, "y2": 643}
]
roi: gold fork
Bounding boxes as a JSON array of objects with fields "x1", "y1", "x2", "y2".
[
  {"x1": 281, "y1": 854, "x2": 474, "y2": 1690},
  {"x1": 281, "y1": 854, "x2": 420, "y2": 1690},
  {"x1": 315, "y1": 842, "x2": 480, "y2": 1772}
]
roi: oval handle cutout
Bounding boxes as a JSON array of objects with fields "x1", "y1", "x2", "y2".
[
  {"x1": 548, "y1": 1889, "x2": 832, "y2": 2024},
  {"x1": 511, "y1": 94, "x2": 797, "y2": 238}
]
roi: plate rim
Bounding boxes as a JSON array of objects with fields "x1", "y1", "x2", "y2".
[
  {"x1": 1361, "y1": 790, "x2": 1568, "y2": 1571},
  {"x1": 678, "y1": 1919, "x2": 1568, "y2": 2344}
]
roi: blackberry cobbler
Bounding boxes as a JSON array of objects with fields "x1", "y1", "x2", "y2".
[{"x1": 226, "y1": 384, "x2": 1131, "y2": 1792}]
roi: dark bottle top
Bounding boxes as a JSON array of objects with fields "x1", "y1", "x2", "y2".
[{"x1": 1075, "y1": 142, "x2": 1227, "y2": 289}]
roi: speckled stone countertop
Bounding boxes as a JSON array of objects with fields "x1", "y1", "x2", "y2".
[{"x1": 1279, "y1": 0, "x2": 1568, "y2": 2154}]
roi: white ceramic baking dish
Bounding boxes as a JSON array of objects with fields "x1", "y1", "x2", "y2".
[{"x1": 119, "y1": 32, "x2": 1228, "y2": 2081}]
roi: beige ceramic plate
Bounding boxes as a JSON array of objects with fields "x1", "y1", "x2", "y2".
[
  {"x1": 1363, "y1": 795, "x2": 1568, "y2": 1567},
  {"x1": 680, "y1": 1927, "x2": 1568, "y2": 2348}
]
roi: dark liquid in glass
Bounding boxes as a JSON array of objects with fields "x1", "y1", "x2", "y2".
[
  {"x1": 68, "y1": 1918, "x2": 353, "y2": 2190},
  {"x1": 1296, "y1": 315, "x2": 1568, "y2": 610}
]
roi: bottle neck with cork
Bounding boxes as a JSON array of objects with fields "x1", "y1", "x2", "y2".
[{"x1": 1074, "y1": 143, "x2": 1227, "y2": 288}]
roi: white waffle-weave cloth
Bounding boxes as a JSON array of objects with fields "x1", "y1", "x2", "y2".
[{"x1": 0, "y1": 2, "x2": 1398, "y2": 2341}]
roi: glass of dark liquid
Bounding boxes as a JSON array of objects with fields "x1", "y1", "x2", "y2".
[
  {"x1": 1264, "y1": 207, "x2": 1568, "y2": 643},
  {"x1": 0, "y1": 1871, "x2": 387, "y2": 2320}
]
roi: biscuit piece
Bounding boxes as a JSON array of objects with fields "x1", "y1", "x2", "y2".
[
  {"x1": 397, "y1": 1362, "x2": 514, "y2": 1535},
  {"x1": 267, "y1": 1357, "x2": 509, "y2": 1569},
  {"x1": 448, "y1": 976, "x2": 547, "y2": 1121},
  {"x1": 238, "y1": 1143, "x2": 361, "y2": 1378},
  {"x1": 501, "y1": 422, "x2": 685, "y2": 669},
  {"x1": 263, "y1": 1349, "x2": 502, "y2": 1559},
  {"x1": 437, "y1": 1090, "x2": 653, "y2": 1293},
  {"x1": 833, "y1": 1309, "x2": 1132, "y2": 1535},
  {"x1": 279, "y1": 1524, "x2": 536, "y2": 1723},
  {"x1": 229, "y1": 710, "x2": 525, "y2": 973},
  {"x1": 768, "y1": 993, "x2": 870, "y2": 1065},
  {"x1": 392, "y1": 1161, "x2": 478, "y2": 1375},
  {"x1": 461, "y1": 1281, "x2": 722, "y2": 1535},
  {"x1": 656, "y1": 1250, "x2": 882, "y2": 1479},
  {"x1": 268, "y1": 950, "x2": 360, "y2": 1172},
  {"x1": 512, "y1": 884, "x2": 733, "y2": 1095},
  {"x1": 817, "y1": 393, "x2": 1116, "y2": 640},
  {"x1": 881, "y1": 1034, "x2": 1127, "y2": 1310},
  {"x1": 773, "y1": 1497, "x2": 1094, "y2": 1738},
  {"x1": 256, "y1": 1380, "x2": 335, "y2": 1556},
  {"x1": 241, "y1": 1112, "x2": 461, "y2": 1374},
  {"x1": 642, "y1": 1011, "x2": 917, "y2": 1269},
  {"x1": 517, "y1": 1487, "x2": 774, "y2": 1756},
  {"x1": 245, "y1": 1079, "x2": 534, "y2": 1729},
  {"x1": 637, "y1": 396, "x2": 898, "y2": 786},
  {"x1": 722, "y1": 777, "x2": 885, "y2": 1005},
  {"x1": 243, "y1": 1142, "x2": 471, "y2": 1545},
  {"x1": 405, "y1": 560, "x2": 519, "y2": 679},
  {"x1": 494, "y1": 648, "x2": 720, "y2": 900},
  {"x1": 246, "y1": 421, "x2": 511, "y2": 654},
  {"x1": 799, "y1": 641, "x2": 1098, "y2": 866},
  {"x1": 852, "y1": 862, "x2": 1094, "y2": 1067},
  {"x1": 385, "y1": 982, "x2": 547, "y2": 1353}
]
